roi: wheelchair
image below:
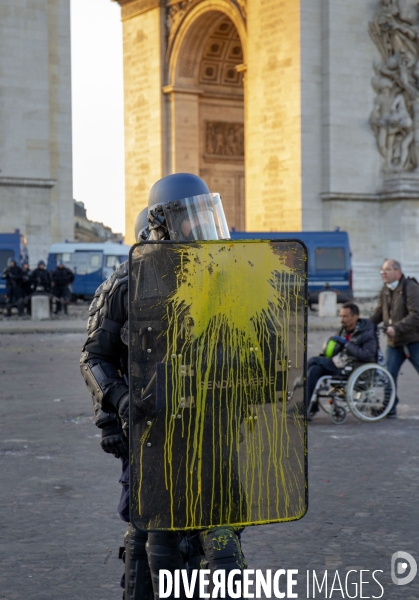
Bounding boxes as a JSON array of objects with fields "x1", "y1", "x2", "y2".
[{"x1": 308, "y1": 362, "x2": 396, "y2": 424}]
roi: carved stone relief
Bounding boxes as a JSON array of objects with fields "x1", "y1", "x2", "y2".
[
  {"x1": 370, "y1": 0, "x2": 419, "y2": 173},
  {"x1": 205, "y1": 122, "x2": 244, "y2": 157}
]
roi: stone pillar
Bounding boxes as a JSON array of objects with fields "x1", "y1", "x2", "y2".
[
  {"x1": 47, "y1": 0, "x2": 74, "y2": 246},
  {"x1": 246, "y1": 0, "x2": 302, "y2": 232},
  {"x1": 163, "y1": 88, "x2": 200, "y2": 175},
  {"x1": 118, "y1": 1, "x2": 166, "y2": 245},
  {"x1": 31, "y1": 295, "x2": 50, "y2": 320},
  {"x1": 318, "y1": 290, "x2": 337, "y2": 318},
  {"x1": 300, "y1": 0, "x2": 322, "y2": 231},
  {"x1": 0, "y1": 0, "x2": 73, "y2": 263}
]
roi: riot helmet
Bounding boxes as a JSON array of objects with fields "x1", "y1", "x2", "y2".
[
  {"x1": 147, "y1": 173, "x2": 230, "y2": 242},
  {"x1": 134, "y1": 207, "x2": 150, "y2": 242}
]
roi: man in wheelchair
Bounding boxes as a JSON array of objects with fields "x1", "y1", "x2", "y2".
[{"x1": 306, "y1": 302, "x2": 378, "y2": 420}]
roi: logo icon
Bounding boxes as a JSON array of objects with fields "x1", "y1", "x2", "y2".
[{"x1": 391, "y1": 551, "x2": 417, "y2": 586}]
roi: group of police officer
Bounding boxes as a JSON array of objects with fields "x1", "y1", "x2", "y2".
[
  {"x1": 2, "y1": 259, "x2": 74, "y2": 316},
  {"x1": 80, "y1": 174, "x2": 248, "y2": 600}
]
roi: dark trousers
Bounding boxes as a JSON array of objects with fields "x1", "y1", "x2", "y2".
[
  {"x1": 117, "y1": 459, "x2": 246, "y2": 599},
  {"x1": 53, "y1": 285, "x2": 70, "y2": 313},
  {"x1": 5, "y1": 287, "x2": 24, "y2": 316},
  {"x1": 307, "y1": 356, "x2": 342, "y2": 406},
  {"x1": 385, "y1": 342, "x2": 419, "y2": 410}
]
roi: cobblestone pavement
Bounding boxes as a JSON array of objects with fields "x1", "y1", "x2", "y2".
[{"x1": 0, "y1": 331, "x2": 418, "y2": 599}]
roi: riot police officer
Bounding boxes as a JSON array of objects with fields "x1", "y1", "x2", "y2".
[
  {"x1": 81, "y1": 176, "x2": 246, "y2": 599},
  {"x1": 21, "y1": 261, "x2": 32, "y2": 315},
  {"x1": 2, "y1": 258, "x2": 24, "y2": 316},
  {"x1": 31, "y1": 260, "x2": 52, "y2": 293},
  {"x1": 51, "y1": 261, "x2": 74, "y2": 314}
]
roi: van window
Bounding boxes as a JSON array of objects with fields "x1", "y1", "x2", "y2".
[
  {"x1": 315, "y1": 247, "x2": 346, "y2": 270},
  {"x1": 69, "y1": 251, "x2": 103, "y2": 275},
  {"x1": 90, "y1": 254, "x2": 101, "y2": 269},
  {"x1": 106, "y1": 255, "x2": 120, "y2": 269},
  {"x1": 0, "y1": 249, "x2": 15, "y2": 271},
  {"x1": 56, "y1": 253, "x2": 72, "y2": 264}
]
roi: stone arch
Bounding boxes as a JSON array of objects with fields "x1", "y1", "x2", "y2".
[{"x1": 164, "y1": 4, "x2": 246, "y2": 230}]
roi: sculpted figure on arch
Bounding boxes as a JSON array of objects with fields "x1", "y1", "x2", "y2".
[{"x1": 370, "y1": 0, "x2": 419, "y2": 171}]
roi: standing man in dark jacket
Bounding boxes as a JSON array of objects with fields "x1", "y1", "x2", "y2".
[
  {"x1": 21, "y1": 262, "x2": 33, "y2": 315},
  {"x1": 51, "y1": 262, "x2": 74, "y2": 314},
  {"x1": 307, "y1": 302, "x2": 378, "y2": 420},
  {"x1": 31, "y1": 260, "x2": 52, "y2": 293},
  {"x1": 370, "y1": 259, "x2": 419, "y2": 417},
  {"x1": 2, "y1": 258, "x2": 24, "y2": 316}
]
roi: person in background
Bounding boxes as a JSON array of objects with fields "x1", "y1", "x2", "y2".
[
  {"x1": 51, "y1": 261, "x2": 74, "y2": 315},
  {"x1": 2, "y1": 258, "x2": 24, "y2": 317},
  {"x1": 31, "y1": 260, "x2": 52, "y2": 294},
  {"x1": 370, "y1": 259, "x2": 419, "y2": 418},
  {"x1": 21, "y1": 261, "x2": 32, "y2": 315},
  {"x1": 306, "y1": 302, "x2": 378, "y2": 420}
]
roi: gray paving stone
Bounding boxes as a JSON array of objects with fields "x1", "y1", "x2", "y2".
[{"x1": 0, "y1": 331, "x2": 417, "y2": 598}]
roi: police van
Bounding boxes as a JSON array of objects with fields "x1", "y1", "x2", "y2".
[
  {"x1": 229, "y1": 230, "x2": 353, "y2": 304},
  {"x1": 0, "y1": 231, "x2": 29, "y2": 302},
  {"x1": 47, "y1": 242, "x2": 131, "y2": 301}
]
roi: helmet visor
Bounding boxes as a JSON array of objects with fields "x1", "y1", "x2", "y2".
[{"x1": 163, "y1": 193, "x2": 230, "y2": 241}]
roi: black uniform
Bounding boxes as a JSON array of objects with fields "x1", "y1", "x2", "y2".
[
  {"x1": 21, "y1": 266, "x2": 33, "y2": 314},
  {"x1": 2, "y1": 263, "x2": 24, "y2": 316},
  {"x1": 31, "y1": 267, "x2": 52, "y2": 293},
  {"x1": 52, "y1": 265, "x2": 74, "y2": 313}
]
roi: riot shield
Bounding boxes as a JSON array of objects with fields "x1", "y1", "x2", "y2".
[{"x1": 129, "y1": 239, "x2": 307, "y2": 531}]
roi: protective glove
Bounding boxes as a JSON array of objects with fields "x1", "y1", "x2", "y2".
[
  {"x1": 330, "y1": 335, "x2": 347, "y2": 345},
  {"x1": 100, "y1": 421, "x2": 128, "y2": 458},
  {"x1": 118, "y1": 391, "x2": 156, "y2": 426},
  {"x1": 117, "y1": 393, "x2": 130, "y2": 426}
]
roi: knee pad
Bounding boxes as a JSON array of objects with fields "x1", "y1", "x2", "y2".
[
  {"x1": 200, "y1": 527, "x2": 247, "y2": 571},
  {"x1": 123, "y1": 524, "x2": 152, "y2": 600}
]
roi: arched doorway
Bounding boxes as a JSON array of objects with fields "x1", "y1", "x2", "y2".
[{"x1": 166, "y1": 12, "x2": 245, "y2": 230}]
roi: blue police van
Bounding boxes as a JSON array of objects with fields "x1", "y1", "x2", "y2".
[
  {"x1": 0, "y1": 231, "x2": 29, "y2": 302},
  {"x1": 47, "y1": 242, "x2": 131, "y2": 301},
  {"x1": 229, "y1": 231, "x2": 353, "y2": 303}
]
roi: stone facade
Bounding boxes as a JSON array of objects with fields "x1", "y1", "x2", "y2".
[
  {"x1": 115, "y1": 0, "x2": 419, "y2": 296},
  {"x1": 0, "y1": 0, "x2": 73, "y2": 266},
  {"x1": 74, "y1": 201, "x2": 123, "y2": 243}
]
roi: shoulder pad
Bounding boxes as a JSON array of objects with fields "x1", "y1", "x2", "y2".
[
  {"x1": 86, "y1": 310, "x2": 100, "y2": 334},
  {"x1": 115, "y1": 260, "x2": 129, "y2": 279},
  {"x1": 88, "y1": 275, "x2": 115, "y2": 317},
  {"x1": 87, "y1": 261, "x2": 128, "y2": 317},
  {"x1": 86, "y1": 268, "x2": 128, "y2": 335},
  {"x1": 107, "y1": 262, "x2": 128, "y2": 300}
]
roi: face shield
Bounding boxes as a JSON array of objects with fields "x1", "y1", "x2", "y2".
[{"x1": 160, "y1": 193, "x2": 230, "y2": 242}]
